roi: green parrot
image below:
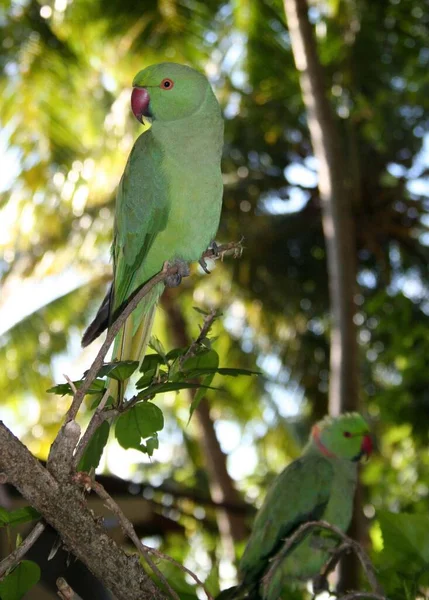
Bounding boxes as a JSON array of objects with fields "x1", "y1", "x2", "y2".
[
  {"x1": 82, "y1": 63, "x2": 224, "y2": 401},
  {"x1": 220, "y1": 413, "x2": 372, "y2": 600}
]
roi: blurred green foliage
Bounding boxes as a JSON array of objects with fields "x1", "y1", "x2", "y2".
[{"x1": 1, "y1": 0, "x2": 429, "y2": 597}]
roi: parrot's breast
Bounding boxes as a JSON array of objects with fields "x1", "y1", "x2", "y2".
[
  {"x1": 263, "y1": 458, "x2": 358, "y2": 600},
  {"x1": 143, "y1": 118, "x2": 223, "y2": 271}
]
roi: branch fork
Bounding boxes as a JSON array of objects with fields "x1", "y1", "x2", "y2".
[{"x1": 0, "y1": 241, "x2": 242, "y2": 599}]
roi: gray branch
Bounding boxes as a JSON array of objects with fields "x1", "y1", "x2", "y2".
[
  {"x1": 0, "y1": 422, "x2": 167, "y2": 600},
  {"x1": 0, "y1": 521, "x2": 46, "y2": 578}
]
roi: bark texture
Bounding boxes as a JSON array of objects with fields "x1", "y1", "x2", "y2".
[
  {"x1": 283, "y1": 0, "x2": 359, "y2": 417},
  {"x1": 0, "y1": 421, "x2": 166, "y2": 600},
  {"x1": 283, "y1": 0, "x2": 360, "y2": 589}
]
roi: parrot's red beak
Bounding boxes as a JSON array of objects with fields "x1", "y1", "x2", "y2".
[
  {"x1": 361, "y1": 434, "x2": 373, "y2": 459},
  {"x1": 131, "y1": 87, "x2": 151, "y2": 123}
]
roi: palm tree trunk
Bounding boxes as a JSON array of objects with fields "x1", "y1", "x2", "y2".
[
  {"x1": 283, "y1": 0, "x2": 358, "y2": 416},
  {"x1": 282, "y1": 0, "x2": 360, "y2": 589}
]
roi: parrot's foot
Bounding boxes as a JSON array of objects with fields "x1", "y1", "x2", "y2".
[
  {"x1": 210, "y1": 240, "x2": 220, "y2": 257},
  {"x1": 199, "y1": 257, "x2": 210, "y2": 274},
  {"x1": 199, "y1": 241, "x2": 220, "y2": 274},
  {"x1": 165, "y1": 259, "x2": 190, "y2": 287},
  {"x1": 312, "y1": 574, "x2": 331, "y2": 596}
]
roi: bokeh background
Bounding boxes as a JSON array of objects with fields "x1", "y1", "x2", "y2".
[{"x1": 1, "y1": 0, "x2": 429, "y2": 598}]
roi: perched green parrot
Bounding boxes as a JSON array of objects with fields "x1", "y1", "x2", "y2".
[
  {"x1": 82, "y1": 63, "x2": 224, "y2": 401},
  {"x1": 220, "y1": 413, "x2": 372, "y2": 600}
]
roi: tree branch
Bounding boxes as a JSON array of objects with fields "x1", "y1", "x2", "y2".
[
  {"x1": 0, "y1": 422, "x2": 167, "y2": 600},
  {"x1": 63, "y1": 240, "x2": 242, "y2": 462},
  {"x1": 65, "y1": 263, "x2": 170, "y2": 424},
  {"x1": 72, "y1": 392, "x2": 117, "y2": 469},
  {"x1": 0, "y1": 241, "x2": 242, "y2": 599},
  {"x1": 179, "y1": 308, "x2": 220, "y2": 367},
  {"x1": 265, "y1": 520, "x2": 384, "y2": 596},
  {"x1": 0, "y1": 521, "x2": 46, "y2": 578},
  {"x1": 338, "y1": 594, "x2": 388, "y2": 600},
  {"x1": 73, "y1": 472, "x2": 213, "y2": 600},
  {"x1": 57, "y1": 577, "x2": 83, "y2": 600}
]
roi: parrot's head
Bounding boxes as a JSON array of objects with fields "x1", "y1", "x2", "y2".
[
  {"x1": 131, "y1": 62, "x2": 213, "y2": 123},
  {"x1": 311, "y1": 413, "x2": 373, "y2": 462}
]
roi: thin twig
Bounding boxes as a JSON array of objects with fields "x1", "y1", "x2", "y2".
[
  {"x1": 73, "y1": 473, "x2": 180, "y2": 600},
  {"x1": 72, "y1": 472, "x2": 214, "y2": 600},
  {"x1": 179, "y1": 308, "x2": 220, "y2": 368},
  {"x1": 266, "y1": 520, "x2": 384, "y2": 596},
  {"x1": 72, "y1": 387, "x2": 117, "y2": 469},
  {"x1": 339, "y1": 594, "x2": 388, "y2": 600},
  {"x1": 312, "y1": 541, "x2": 350, "y2": 595},
  {"x1": 57, "y1": 577, "x2": 83, "y2": 599},
  {"x1": 139, "y1": 545, "x2": 214, "y2": 600},
  {"x1": 66, "y1": 241, "x2": 242, "y2": 464},
  {"x1": 47, "y1": 421, "x2": 81, "y2": 480},
  {"x1": 65, "y1": 241, "x2": 242, "y2": 424},
  {"x1": 65, "y1": 264, "x2": 170, "y2": 423},
  {"x1": 0, "y1": 521, "x2": 45, "y2": 578},
  {"x1": 63, "y1": 375, "x2": 77, "y2": 395}
]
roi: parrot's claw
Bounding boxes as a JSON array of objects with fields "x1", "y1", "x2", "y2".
[
  {"x1": 199, "y1": 257, "x2": 211, "y2": 274},
  {"x1": 210, "y1": 240, "x2": 220, "y2": 257},
  {"x1": 312, "y1": 575, "x2": 330, "y2": 596},
  {"x1": 165, "y1": 259, "x2": 190, "y2": 287}
]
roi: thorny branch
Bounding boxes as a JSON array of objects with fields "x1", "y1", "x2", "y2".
[
  {"x1": 73, "y1": 473, "x2": 213, "y2": 600},
  {"x1": 72, "y1": 388, "x2": 114, "y2": 469},
  {"x1": 62, "y1": 240, "x2": 242, "y2": 469},
  {"x1": 179, "y1": 308, "x2": 220, "y2": 367},
  {"x1": 64, "y1": 240, "x2": 242, "y2": 442},
  {"x1": 57, "y1": 577, "x2": 83, "y2": 600},
  {"x1": 339, "y1": 594, "x2": 388, "y2": 600},
  {"x1": 266, "y1": 520, "x2": 385, "y2": 597},
  {"x1": 0, "y1": 521, "x2": 45, "y2": 578},
  {"x1": 0, "y1": 423, "x2": 166, "y2": 600},
  {"x1": 73, "y1": 473, "x2": 178, "y2": 600},
  {"x1": 0, "y1": 241, "x2": 242, "y2": 599},
  {"x1": 64, "y1": 265, "x2": 170, "y2": 423}
]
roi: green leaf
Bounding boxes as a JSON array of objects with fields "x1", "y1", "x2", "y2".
[
  {"x1": 192, "y1": 306, "x2": 211, "y2": 316},
  {"x1": 0, "y1": 506, "x2": 10, "y2": 526},
  {"x1": 78, "y1": 421, "x2": 110, "y2": 472},
  {"x1": 181, "y1": 348, "x2": 219, "y2": 372},
  {"x1": 148, "y1": 336, "x2": 166, "y2": 361},
  {"x1": 8, "y1": 507, "x2": 40, "y2": 528},
  {"x1": 115, "y1": 403, "x2": 164, "y2": 451},
  {"x1": 0, "y1": 507, "x2": 40, "y2": 528},
  {"x1": 185, "y1": 367, "x2": 261, "y2": 378},
  {"x1": 378, "y1": 510, "x2": 429, "y2": 569},
  {"x1": 135, "y1": 369, "x2": 158, "y2": 390},
  {"x1": 136, "y1": 381, "x2": 217, "y2": 398},
  {"x1": 142, "y1": 434, "x2": 159, "y2": 457},
  {"x1": 90, "y1": 393, "x2": 114, "y2": 410},
  {"x1": 94, "y1": 360, "x2": 140, "y2": 381},
  {"x1": 182, "y1": 349, "x2": 220, "y2": 423},
  {"x1": 165, "y1": 347, "x2": 186, "y2": 361},
  {"x1": 0, "y1": 560, "x2": 41, "y2": 600},
  {"x1": 47, "y1": 378, "x2": 105, "y2": 396},
  {"x1": 140, "y1": 353, "x2": 165, "y2": 373},
  {"x1": 188, "y1": 375, "x2": 213, "y2": 423}
]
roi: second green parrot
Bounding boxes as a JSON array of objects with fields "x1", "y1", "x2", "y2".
[
  {"x1": 82, "y1": 63, "x2": 224, "y2": 401},
  {"x1": 220, "y1": 412, "x2": 372, "y2": 599}
]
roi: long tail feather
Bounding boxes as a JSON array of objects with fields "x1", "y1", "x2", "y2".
[
  {"x1": 107, "y1": 302, "x2": 157, "y2": 404},
  {"x1": 81, "y1": 284, "x2": 113, "y2": 347}
]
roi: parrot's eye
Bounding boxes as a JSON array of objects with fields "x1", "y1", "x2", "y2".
[
  {"x1": 343, "y1": 431, "x2": 352, "y2": 438},
  {"x1": 160, "y1": 78, "x2": 174, "y2": 90}
]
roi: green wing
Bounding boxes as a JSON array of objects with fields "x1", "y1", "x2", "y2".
[
  {"x1": 240, "y1": 454, "x2": 334, "y2": 582},
  {"x1": 113, "y1": 129, "x2": 169, "y2": 310}
]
